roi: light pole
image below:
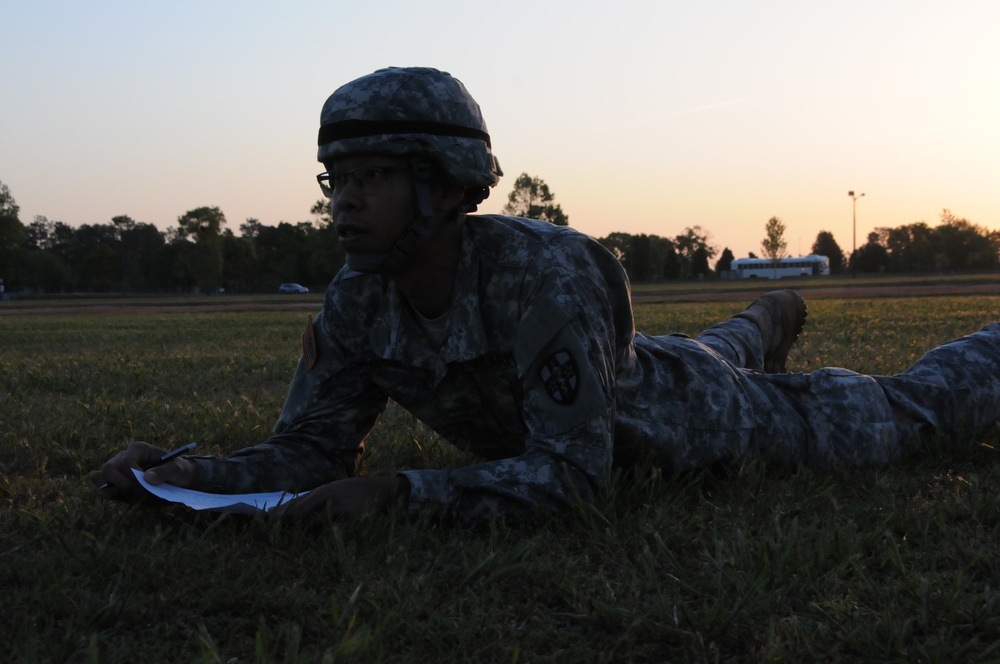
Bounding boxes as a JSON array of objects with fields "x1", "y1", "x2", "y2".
[{"x1": 848, "y1": 190, "x2": 865, "y2": 277}]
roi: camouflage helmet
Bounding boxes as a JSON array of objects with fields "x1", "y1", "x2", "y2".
[{"x1": 317, "y1": 67, "x2": 502, "y2": 188}]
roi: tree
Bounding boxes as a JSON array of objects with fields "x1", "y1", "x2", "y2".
[
  {"x1": 305, "y1": 221, "x2": 347, "y2": 286},
  {"x1": 715, "y1": 247, "x2": 735, "y2": 275},
  {"x1": 760, "y1": 216, "x2": 788, "y2": 262},
  {"x1": 879, "y1": 222, "x2": 934, "y2": 272},
  {"x1": 70, "y1": 223, "x2": 120, "y2": 291},
  {"x1": 673, "y1": 226, "x2": 716, "y2": 279},
  {"x1": 111, "y1": 215, "x2": 136, "y2": 293},
  {"x1": 150, "y1": 241, "x2": 195, "y2": 292},
  {"x1": 176, "y1": 206, "x2": 226, "y2": 293},
  {"x1": 851, "y1": 232, "x2": 889, "y2": 274},
  {"x1": 872, "y1": 212, "x2": 999, "y2": 273},
  {"x1": 310, "y1": 199, "x2": 333, "y2": 227},
  {"x1": 253, "y1": 221, "x2": 315, "y2": 288},
  {"x1": 502, "y1": 173, "x2": 569, "y2": 226},
  {"x1": 178, "y1": 205, "x2": 226, "y2": 241},
  {"x1": 691, "y1": 246, "x2": 711, "y2": 278},
  {"x1": 811, "y1": 231, "x2": 844, "y2": 273},
  {"x1": 118, "y1": 219, "x2": 166, "y2": 292},
  {"x1": 25, "y1": 215, "x2": 55, "y2": 251},
  {"x1": 933, "y1": 209, "x2": 999, "y2": 271},
  {"x1": 20, "y1": 248, "x2": 72, "y2": 292},
  {"x1": 628, "y1": 234, "x2": 654, "y2": 281},
  {"x1": 597, "y1": 232, "x2": 677, "y2": 283},
  {"x1": 597, "y1": 233, "x2": 629, "y2": 265},
  {"x1": 0, "y1": 180, "x2": 27, "y2": 288},
  {"x1": 222, "y1": 230, "x2": 257, "y2": 293},
  {"x1": 239, "y1": 218, "x2": 263, "y2": 239},
  {"x1": 0, "y1": 181, "x2": 19, "y2": 219},
  {"x1": 22, "y1": 215, "x2": 75, "y2": 291},
  {"x1": 662, "y1": 243, "x2": 682, "y2": 280}
]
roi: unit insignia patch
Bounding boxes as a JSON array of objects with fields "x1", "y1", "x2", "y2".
[{"x1": 539, "y1": 349, "x2": 579, "y2": 405}]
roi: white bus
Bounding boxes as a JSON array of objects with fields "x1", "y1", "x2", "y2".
[{"x1": 730, "y1": 255, "x2": 830, "y2": 279}]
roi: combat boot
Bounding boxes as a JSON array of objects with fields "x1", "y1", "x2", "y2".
[{"x1": 735, "y1": 289, "x2": 807, "y2": 373}]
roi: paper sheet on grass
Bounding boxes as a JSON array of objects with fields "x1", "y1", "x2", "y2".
[{"x1": 132, "y1": 468, "x2": 308, "y2": 514}]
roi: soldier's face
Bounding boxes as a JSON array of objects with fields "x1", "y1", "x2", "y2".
[{"x1": 325, "y1": 154, "x2": 415, "y2": 262}]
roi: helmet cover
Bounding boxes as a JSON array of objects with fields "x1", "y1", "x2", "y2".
[{"x1": 317, "y1": 67, "x2": 502, "y2": 188}]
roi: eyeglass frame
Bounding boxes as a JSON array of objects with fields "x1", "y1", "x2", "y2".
[{"x1": 316, "y1": 165, "x2": 411, "y2": 198}]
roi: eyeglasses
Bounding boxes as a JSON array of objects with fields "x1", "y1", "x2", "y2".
[{"x1": 316, "y1": 166, "x2": 409, "y2": 197}]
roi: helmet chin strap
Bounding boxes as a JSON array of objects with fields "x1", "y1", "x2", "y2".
[{"x1": 344, "y1": 159, "x2": 458, "y2": 273}]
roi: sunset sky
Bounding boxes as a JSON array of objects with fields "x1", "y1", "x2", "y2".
[{"x1": 2, "y1": 0, "x2": 997, "y2": 260}]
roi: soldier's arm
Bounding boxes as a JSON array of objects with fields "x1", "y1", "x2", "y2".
[
  {"x1": 399, "y1": 246, "x2": 621, "y2": 522},
  {"x1": 188, "y1": 308, "x2": 390, "y2": 494}
]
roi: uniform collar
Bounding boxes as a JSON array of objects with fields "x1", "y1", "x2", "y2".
[{"x1": 367, "y1": 226, "x2": 490, "y2": 382}]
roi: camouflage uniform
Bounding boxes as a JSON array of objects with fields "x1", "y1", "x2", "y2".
[{"x1": 190, "y1": 215, "x2": 1000, "y2": 522}]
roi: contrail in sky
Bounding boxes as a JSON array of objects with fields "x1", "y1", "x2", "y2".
[{"x1": 581, "y1": 97, "x2": 751, "y2": 134}]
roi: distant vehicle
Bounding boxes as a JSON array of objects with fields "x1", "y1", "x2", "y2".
[
  {"x1": 278, "y1": 283, "x2": 309, "y2": 293},
  {"x1": 730, "y1": 255, "x2": 830, "y2": 279}
]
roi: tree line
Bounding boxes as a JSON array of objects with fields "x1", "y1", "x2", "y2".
[
  {"x1": 851, "y1": 210, "x2": 999, "y2": 274},
  {"x1": 0, "y1": 181, "x2": 345, "y2": 295},
  {"x1": 1, "y1": 177, "x2": 997, "y2": 295}
]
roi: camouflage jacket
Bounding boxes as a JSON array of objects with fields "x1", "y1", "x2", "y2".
[{"x1": 191, "y1": 215, "x2": 759, "y2": 521}]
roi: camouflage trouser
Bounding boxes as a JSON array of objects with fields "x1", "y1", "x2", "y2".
[
  {"x1": 696, "y1": 317, "x2": 1000, "y2": 466},
  {"x1": 697, "y1": 316, "x2": 768, "y2": 372}
]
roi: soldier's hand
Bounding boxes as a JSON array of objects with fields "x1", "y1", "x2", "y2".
[
  {"x1": 276, "y1": 476, "x2": 408, "y2": 520},
  {"x1": 90, "y1": 441, "x2": 199, "y2": 503}
]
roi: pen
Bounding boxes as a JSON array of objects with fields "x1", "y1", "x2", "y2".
[{"x1": 98, "y1": 442, "x2": 197, "y2": 491}]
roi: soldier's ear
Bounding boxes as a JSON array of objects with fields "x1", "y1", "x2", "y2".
[{"x1": 431, "y1": 181, "x2": 468, "y2": 214}]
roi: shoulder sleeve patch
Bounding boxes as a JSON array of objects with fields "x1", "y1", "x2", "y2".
[
  {"x1": 301, "y1": 314, "x2": 319, "y2": 372},
  {"x1": 539, "y1": 349, "x2": 579, "y2": 405}
]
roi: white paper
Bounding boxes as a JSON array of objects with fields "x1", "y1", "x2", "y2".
[{"x1": 131, "y1": 468, "x2": 308, "y2": 514}]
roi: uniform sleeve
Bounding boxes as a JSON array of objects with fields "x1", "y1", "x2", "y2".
[
  {"x1": 190, "y1": 305, "x2": 389, "y2": 494},
  {"x1": 399, "y1": 239, "x2": 624, "y2": 522}
]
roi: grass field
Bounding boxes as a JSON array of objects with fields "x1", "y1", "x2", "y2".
[{"x1": 2, "y1": 292, "x2": 1000, "y2": 662}]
